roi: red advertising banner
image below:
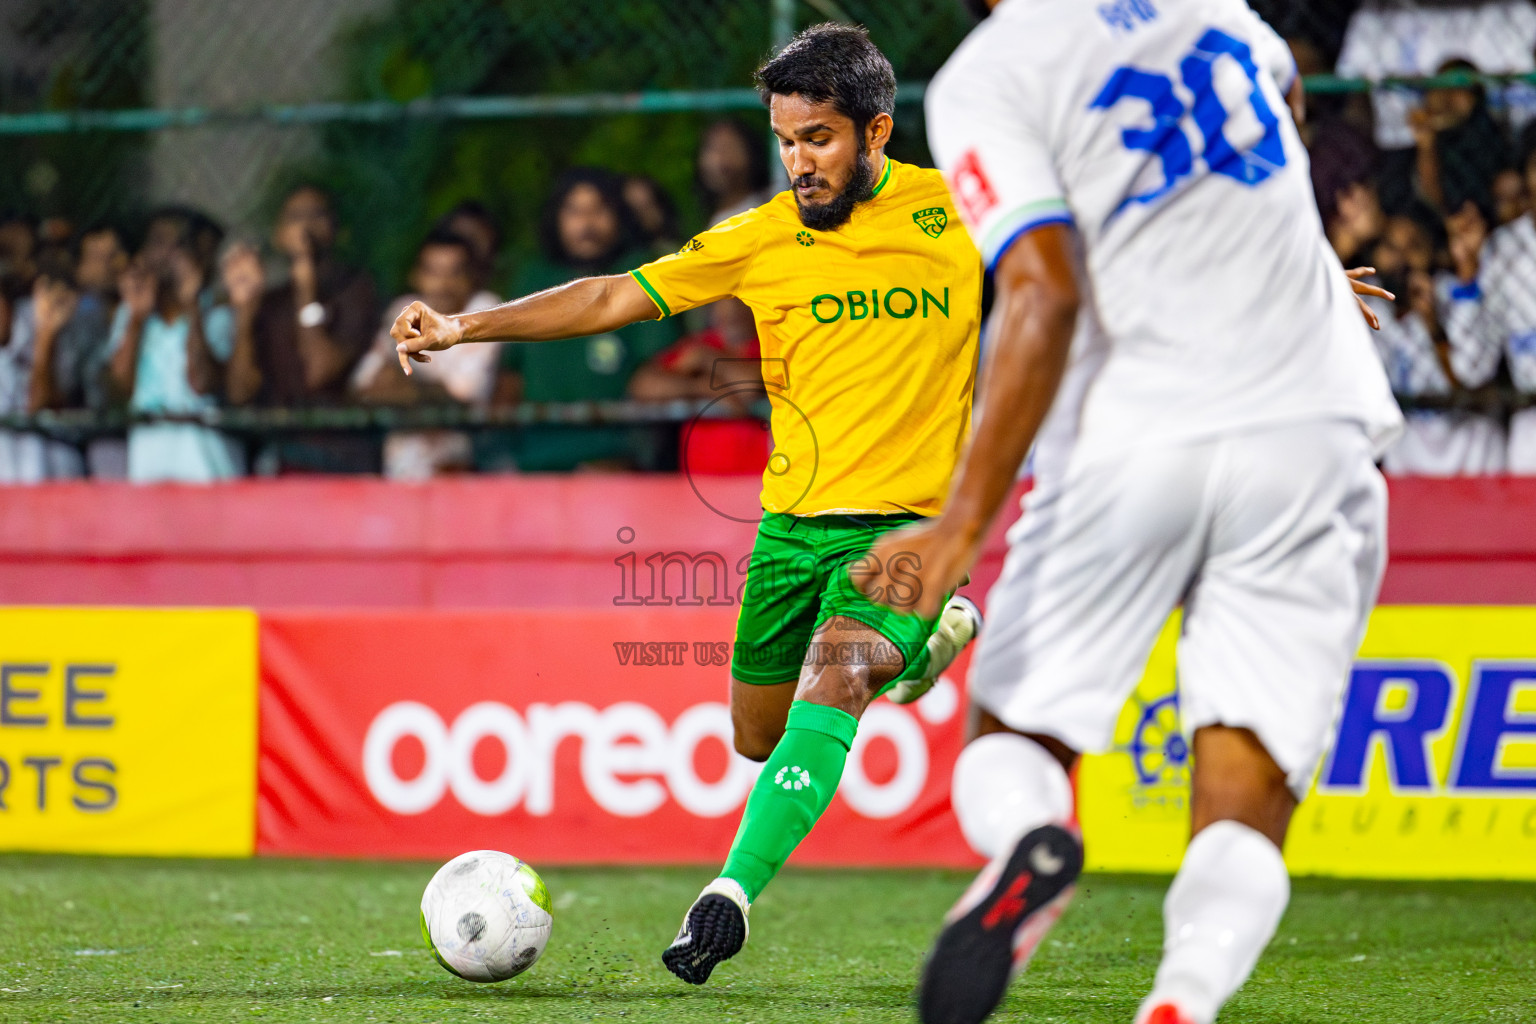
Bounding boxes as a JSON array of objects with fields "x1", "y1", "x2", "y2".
[{"x1": 258, "y1": 609, "x2": 975, "y2": 865}]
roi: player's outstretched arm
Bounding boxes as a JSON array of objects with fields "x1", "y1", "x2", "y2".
[
  {"x1": 391, "y1": 273, "x2": 659, "y2": 375},
  {"x1": 856, "y1": 224, "x2": 1081, "y2": 618}
]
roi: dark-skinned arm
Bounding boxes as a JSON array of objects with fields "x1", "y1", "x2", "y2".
[
  {"x1": 109, "y1": 315, "x2": 146, "y2": 402},
  {"x1": 391, "y1": 274, "x2": 660, "y2": 375},
  {"x1": 184, "y1": 306, "x2": 225, "y2": 396},
  {"x1": 855, "y1": 223, "x2": 1080, "y2": 619}
]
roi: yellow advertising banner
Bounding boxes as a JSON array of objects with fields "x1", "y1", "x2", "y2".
[
  {"x1": 0, "y1": 608, "x2": 257, "y2": 856},
  {"x1": 1079, "y1": 606, "x2": 1536, "y2": 878}
]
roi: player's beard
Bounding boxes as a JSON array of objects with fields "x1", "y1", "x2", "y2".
[{"x1": 793, "y1": 149, "x2": 877, "y2": 232}]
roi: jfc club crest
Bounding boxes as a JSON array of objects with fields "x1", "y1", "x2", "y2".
[{"x1": 912, "y1": 207, "x2": 947, "y2": 238}]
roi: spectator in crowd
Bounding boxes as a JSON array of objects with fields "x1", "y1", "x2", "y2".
[
  {"x1": 1313, "y1": 121, "x2": 1385, "y2": 265},
  {"x1": 1445, "y1": 122, "x2": 1536, "y2": 472},
  {"x1": 1367, "y1": 209, "x2": 1507, "y2": 475},
  {"x1": 0, "y1": 278, "x2": 20, "y2": 389},
  {"x1": 0, "y1": 256, "x2": 90, "y2": 483},
  {"x1": 1492, "y1": 167, "x2": 1528, "y2": 226},
  {"x1": 0, "y1": 278, "x2": 17, "y2": 340},
  {"x1": 225, "y1": 183, "x2": 379, "y2": 473},
  {"x1": 1408, "y1": 58, "x2": 1511, "y2": 216},
  {"x1": 106, "y1": 207, "x2": 243, "y2": 483},
  {"x1": 696, "y1": 118, "x2": 772, "y2": 225},
  {"x1": 1337, "y1": 1, "x2": 1536, "y2": 213},
  {"x1": 479, "y1": 167, "x2": 679, "y2": 472},
  {"x1": 1283, "y1": 29, "x2": 1375, "y2": 153},
  {"x1": 623, "y1": 175, "x2": 682, "y2": 256},
  {"x1": 71, "y1": 224, "x2": 130, "y2": 478},
  {"x1": 25, "y1": 243, "x2": 114, "y2": 415},
  {"x1": 628, "y1": 297, "x2": 767, "y2": 475},
  {"x1": 74, "y1": 224, "x2": 127, "y2": 303},
  {"x1": 38, "y1": 216, "x2": 73, "y2": 248},
  {"x1": 352, "y1": 229, "x2": 500, "y2": 479},
  {"x1": 1250, "y1": 0, "x2": 1360, "y2": 69},
  {"x1": 0, "y1": 212, "x2": 38, "y2": 284},
  {"x1": 434, "y1": 200, "x2": 502, "y2": 292}
]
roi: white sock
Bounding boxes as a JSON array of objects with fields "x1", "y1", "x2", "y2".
[
  {"x1": 1139, "y1": 821, "x2": 1290, "y2": 1024},
  {"x1": 950, "y1": 732, "x2": 1074, "y2": 859}
]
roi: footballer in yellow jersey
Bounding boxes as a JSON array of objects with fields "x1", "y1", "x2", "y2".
[
  {"x1": 391, "y1": 24, "x2": 982, "y2": 985},
  {"x1": 630, "y1": 154, "x2": 979, "y2": 517}
]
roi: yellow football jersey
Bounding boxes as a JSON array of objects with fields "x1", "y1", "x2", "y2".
[{"x1": 631, "y1": 158, "x2": 981, "y2": 516}]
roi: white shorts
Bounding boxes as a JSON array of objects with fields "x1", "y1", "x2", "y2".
[{"x1": 971, "y1": 420, "x2": 1388, "y2": 797}]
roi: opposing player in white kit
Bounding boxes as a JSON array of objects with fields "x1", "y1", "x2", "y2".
[{"x1": 856, "y1": 1, "x2": 1404, "y2": 1023}]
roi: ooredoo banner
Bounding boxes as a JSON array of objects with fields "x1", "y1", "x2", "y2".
[
  {"x1": 259, "y1": 607, "x2": 1536, "y2": 876},
  {"x1": 0, "y1": 608, "x2": 257, "y2": 856},
  {"x1": 257, "y1": 609, "x2": 974, "y2": 864}
]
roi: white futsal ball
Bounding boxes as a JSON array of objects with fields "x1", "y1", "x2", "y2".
[{"x1": 420, "y1": 850, "x2": 554, "y2": 982}]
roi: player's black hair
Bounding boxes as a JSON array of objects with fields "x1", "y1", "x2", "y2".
[
  {"x1": 416, "y1": 226, "x2": 477, "y2": 267},
  {"x1": 755, "y1": 23, "x2": 896, "y2": 141},
  {"x1": 538, "y1": 166, "x2": 639, "y2": 269},
  {"x1": 957, "y1": 0, "x2": 993, "y2": 21}
]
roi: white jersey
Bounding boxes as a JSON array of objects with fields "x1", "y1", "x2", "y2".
[{"x1": 927, "y1": 0, "x2": 1402, "y2": 482}]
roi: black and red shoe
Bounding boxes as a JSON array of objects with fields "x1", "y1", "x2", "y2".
[{"x1": 918, "y1": 823, "x2": 1083, "y2": 1024}]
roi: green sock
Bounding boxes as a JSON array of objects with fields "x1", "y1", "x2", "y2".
[{"x1": 720, "y1": 700, "x2": 859, "y2": 902}]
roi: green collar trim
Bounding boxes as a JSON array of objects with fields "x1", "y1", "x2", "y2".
[{"x1": 870, "y1": 157, "x2": 894, "y2": 198}]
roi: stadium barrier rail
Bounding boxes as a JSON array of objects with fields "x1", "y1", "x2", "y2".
[{"x1": 0, "y1": 391, "x2": 1529, "y2": 445}]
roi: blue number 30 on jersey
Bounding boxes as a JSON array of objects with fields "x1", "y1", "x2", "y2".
[{"x1": 1090, "y1": 28, "x2": 1287, "y2": 218}]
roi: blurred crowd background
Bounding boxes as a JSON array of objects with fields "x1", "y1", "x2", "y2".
[{"x1": 2, "y1": 0, "x2": 1536, "y2": 483}]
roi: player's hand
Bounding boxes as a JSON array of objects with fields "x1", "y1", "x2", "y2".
[
  {"x1": 854, "y1": 516, "x2": 980, "y2": 620},
  {"x1": 1346, "y1": 267, "x2": 1393, "y2": 331},
  {"x1": 391, "y1": 300, "x2": 464, "y2": 375}
]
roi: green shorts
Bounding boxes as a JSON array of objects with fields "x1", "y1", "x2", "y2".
[{"x1": 730, "y1": 511, "x2": 943, "y2": 694}]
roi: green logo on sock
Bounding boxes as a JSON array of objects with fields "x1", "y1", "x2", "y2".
[{"x1": 775, "y1": 766, "x2": 811, "y2": 791}]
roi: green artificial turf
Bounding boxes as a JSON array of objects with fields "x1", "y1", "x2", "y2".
[{"x1": 0, "y1": 856, "x2": 1531, "y2": 1023}]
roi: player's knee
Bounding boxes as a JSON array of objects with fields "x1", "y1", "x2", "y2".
[
  {"x1": 733, "y1": 725, "x2": 780, "y2": 762},
  {"x1": 794, "y1": 665, "x2": 881, "y2": 717}
]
